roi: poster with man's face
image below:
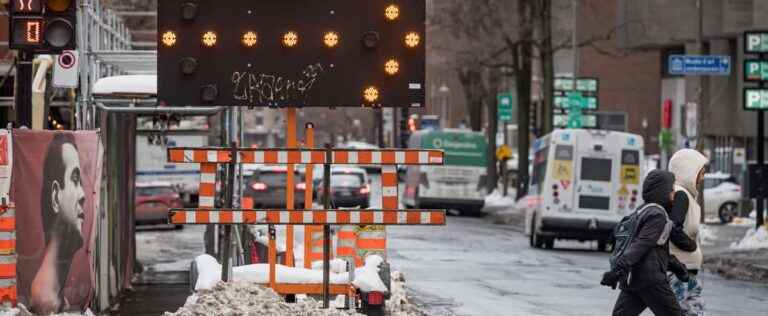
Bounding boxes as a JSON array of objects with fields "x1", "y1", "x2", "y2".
[{"x1": 11, "y1": 130, "x2": 100, "y2": 314}]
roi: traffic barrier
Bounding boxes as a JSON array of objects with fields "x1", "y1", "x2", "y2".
[
  {"x1": 166, "y1": 145, "x2": 446, "y2": 299},
  {"x1": 169, "y1": 209, "x2": 446, "y2": 225},
  {"x1": 0, "y1": 204, "x2": 15, "y2": 305},
  {"x1": 167, "y1": 148, "x2": 444, "y2": 165}
]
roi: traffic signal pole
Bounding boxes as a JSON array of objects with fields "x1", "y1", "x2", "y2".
[
  {"x1": 757, "y1": 105, "x2": 765, "y2": 228},
  {"x1": 14, "y1": 51, "x2": 34, "y2": 128}
]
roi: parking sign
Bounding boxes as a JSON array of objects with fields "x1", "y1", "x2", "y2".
[{"x1": 744, "y1": 88, "x2": 768, "y2": 111}]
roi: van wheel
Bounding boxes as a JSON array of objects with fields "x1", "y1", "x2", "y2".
[
  {"x1": 718, "y1": 202, "x2": 738, "y2": 224},
  {"x1": 530, "y1": 215, "x2": 544, "y2": 249},
  {"x1": 544, "y1": 238, "x2": 555, "y2": 249},
  {"x1": 598, "y1": 240, "x2": 608, "y2": 252}
]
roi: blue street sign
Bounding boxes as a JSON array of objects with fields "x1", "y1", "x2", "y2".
[{"x1": 668, "y1": 55, "x2": 731, "y2": 75}]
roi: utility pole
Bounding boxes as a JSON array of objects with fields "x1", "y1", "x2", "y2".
[
  {"x1": 15, "y1": 51, "x2": 34, "y2": 128},
  {"x1": 487, "y1": 67, "x2": 499, "y2": 193},
  {"x1": 541, "y1": 0, "x2": 554, "y2": 134}
]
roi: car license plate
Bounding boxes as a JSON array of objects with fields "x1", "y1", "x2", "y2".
[{"x1": 339, "y1": 191, "x2": 352, "y2": 196}]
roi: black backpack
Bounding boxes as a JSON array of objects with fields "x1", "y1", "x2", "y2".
[{"x1": 609, "y1": 203, "x2": 671, "y2": 271}]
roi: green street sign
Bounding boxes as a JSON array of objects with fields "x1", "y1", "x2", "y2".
[
  {"x1": 745, "y1": 32, "x2": 768, "y2": 54},
  {"x1": 497, "y1": 92, "x2": 515, "y2": 122},
  {"x1": 576, "y1": 78, "x2": 599, "y2": 92},
  {"x1": 554, "y1": 114, "x2": 597, "y2": 128},
  {"x1": 567, "y1": 92, "x2": 585, "y2": 128},
  {"x1": 554, "y1": 78, "x2": 575, "y2": 91},
  {"x1": 554, "y1": 95, "x2": 598, "y2": 110},
  {"x1": 744, "y1": 88, "x2": 768, "y2": 111},
  {"x1": 744, "y1": 59, "x2": 768, "y2": 81}
]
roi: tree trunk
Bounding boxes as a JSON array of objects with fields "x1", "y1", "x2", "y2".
[
  {"x1": 457, "y1": 67, "x2": 484, "y2": 131},
  {"x1": 515, "y1": 0, "x2": 534, "y2": 199},
  {"x1": 540, "y1": 0, "x2": 555, "y2": 135},
  {"x1": 487, "y1": 67, "x2": 500, "y2": 193}
]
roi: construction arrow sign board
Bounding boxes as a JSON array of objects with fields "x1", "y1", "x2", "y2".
[{"x1": 158, "y1": 0, "x2": 426, "y2": 107}]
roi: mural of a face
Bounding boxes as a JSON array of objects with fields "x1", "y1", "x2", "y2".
[{"x1": 54, "y1": 143, "x2": 85, "y2": 236}]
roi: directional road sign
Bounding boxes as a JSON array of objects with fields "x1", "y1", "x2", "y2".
[
  {"x1": 668, "y1": 55, "x2": 731, "y2": 76},
  {"x1": 158, "y1": 0, "x2": 426, "y2": 107}
]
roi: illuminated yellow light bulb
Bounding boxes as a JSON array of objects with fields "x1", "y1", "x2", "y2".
[
  {"x1": 385, "y1": 59, "x2": 400, "y2": 75},
  {"x1": 283, "y1": 31, "x2": 299, "y2": 47},
  {"x1": 405, "y1": 32, "x2": 420, "y2": 48},
  {"x1": 161, "y1": 31, "x2": 177, "y2": 47},
  {"x1": 323, "y1": 31, "x2": 339, "y2": 48},
  {"x1": 242, "y1": 31, "x2": 258, "y2": 47},
  {"x1": 363, "y1": 86, "x2": 380, "y2": 103},
  {"x1": 202, "y1": 31, "x2": 217, "y2": 47},
  {"x1": 385, "y1": 5, "x2": 400, "y2": 21}
]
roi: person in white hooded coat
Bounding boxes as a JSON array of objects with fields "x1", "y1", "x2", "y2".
[{"x1": 667, "y1": 149, "x2": 709, "y2": 316}]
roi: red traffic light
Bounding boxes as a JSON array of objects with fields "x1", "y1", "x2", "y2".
[{"x1": 662, "y1": 99, "x2": 673, "y2": 129}]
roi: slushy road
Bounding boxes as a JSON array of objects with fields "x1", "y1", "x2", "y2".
[{"x1": 387, "y1": 216, "x2": 768, "y2": 316}]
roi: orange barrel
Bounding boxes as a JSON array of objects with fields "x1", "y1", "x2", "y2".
[
  {"x1": 355, "y1": 225, "x2": 386, "y2": 265},
  {"x1": 336, "y1": 225, "x2": 361, "y2": 267}
]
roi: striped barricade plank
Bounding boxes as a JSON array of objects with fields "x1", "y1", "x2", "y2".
[
  {"x1": 169, "y1": 209, "x2": 446, "y2": 226},
  {"x1": 167, "y1": 148, "x2": 444, "y2": 165},
  {"x1": 0, "y1": 278, "x2": 16, "y2": 304},
  {"x1": 0, "y1": 255, "x2": 15, "y2": 279},
  {"x1": 0, "y1": 232, "x2": 15, "y2": 255},
  {"x1": 198, "y1": 163, "x2": 217, "y2": 209}
]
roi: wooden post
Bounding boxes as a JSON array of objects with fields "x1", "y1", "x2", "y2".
[
  {"x1": 304, "y1": 123, "x2": 316, "y2": 269},
  {"x1": 286, "y1": 108, "x2": 297, "y2": 267}
]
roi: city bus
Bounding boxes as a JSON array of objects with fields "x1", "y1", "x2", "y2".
[
  {"x1": 523, "y1": 129, "x2": 644, "y2": 251},
  {"x1": 403, "y1": 129, "x2": 488, "y2": 215}
]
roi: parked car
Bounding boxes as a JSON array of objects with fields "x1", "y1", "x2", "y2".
[
  {"x1": 703, "y1": 173, "x2": 744, "y2": 224},
  {"x1": 317, "y1": 166, "x2": 371, "y2": 208},
  {"x1": 135, "y1": 182, "x2": 184, "y2": 226},
  {"x1": 245, "y1": 166, "x2": 306, "y2": 209}
]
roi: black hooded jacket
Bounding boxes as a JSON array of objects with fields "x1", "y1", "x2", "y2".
[{"x1": 613, "y1": 170, "x2": 685, "y2": 290}]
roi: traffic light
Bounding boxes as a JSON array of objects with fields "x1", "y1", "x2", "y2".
[
  {"x1": 662, "y1": 99, "x2": 673, "y2": 129},
  {"x1": 158, "y1": 1, "x2": 426, "y2": 107},
  {"x1": 8, "y1": 0, "x2": 77, "y2": 52}
]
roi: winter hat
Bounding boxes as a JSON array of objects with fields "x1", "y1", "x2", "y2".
[{"x1": 642, "y1": 170, "x2": 675, "y2": 210}]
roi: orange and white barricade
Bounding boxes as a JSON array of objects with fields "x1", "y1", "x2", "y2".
[{"x1": 0, "y1": 204, "x2": 16, "y2": 305}]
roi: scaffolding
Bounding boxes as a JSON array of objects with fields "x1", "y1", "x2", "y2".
[{"x1": 77, "y1": 0, "x2": 159, "y2": 129}]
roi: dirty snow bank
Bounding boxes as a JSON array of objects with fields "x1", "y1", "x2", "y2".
[
  {"x1": 164, "y1": 281, "x2": 364, "y2": 316},
  {"x1": 484, "y1": 190, "x2": 515, "y2": 208},
  {"x1": 731, "y1": 226, "x2": 768, "y2": 250},
  {"x1": 699, "y1": 224, "x2": 718, "y2": 246},
  {"x1": 386, "y1": 271, "x2": 428, "y2": 316}
]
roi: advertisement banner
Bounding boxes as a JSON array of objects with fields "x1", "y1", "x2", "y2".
[{"x1": 10, "y1": 130, "x2": 100, "y2": 314}]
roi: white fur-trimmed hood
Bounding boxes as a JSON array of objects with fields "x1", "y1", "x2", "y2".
[{"x1": 668, "y1": 149, "x2": 709, "y2": 197}]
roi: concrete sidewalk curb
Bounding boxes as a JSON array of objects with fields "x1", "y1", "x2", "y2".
[{"x1": 704, "y1": 249, "x2": 768, "y2": 283}]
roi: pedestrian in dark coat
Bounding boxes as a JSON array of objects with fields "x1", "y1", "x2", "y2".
[{"x1": 601, "y1": 170, "x2": 687, "y2": 316}]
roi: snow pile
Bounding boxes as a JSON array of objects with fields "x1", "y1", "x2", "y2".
[
  {"x1": 485, "y1": 190, "x2": 515, "y2": 208},
  {"x1": 164, "y1": 281, "x2": 364, "y2": 316},
  {"x1": 311, "y1": 258, "x2": 350, "y2": 274},
  {"x1": 351, "y1": 256, "x2": 387, "y2": 293},
  {"x1": 731, "y1": 226, "x2": 768, "y2": 250},
  {"x1": 386, "y1": 271, "x2": 428, "y2": 316},
  {"x1": 699, "y1": 224, "x2": 718, "y2": 246},
  {"x1": 194, "y1": 254, "x2": 388, "y2": 293}
]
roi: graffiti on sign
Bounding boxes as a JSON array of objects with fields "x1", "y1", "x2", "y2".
[{"x1": 232, "y1": 63, "x2": 326, "y2": 107}]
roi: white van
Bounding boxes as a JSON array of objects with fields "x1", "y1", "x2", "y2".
[{"x1": 524, "y1": 129, "x2": 645, "y2": 251}]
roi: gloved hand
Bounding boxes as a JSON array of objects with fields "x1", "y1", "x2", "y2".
[
  {"x1": 674, "y1": 269, "x2": 690, "y2": 283},
  {"x1": 601, "y1": 270, "x2": 621, "y2": 289}
]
